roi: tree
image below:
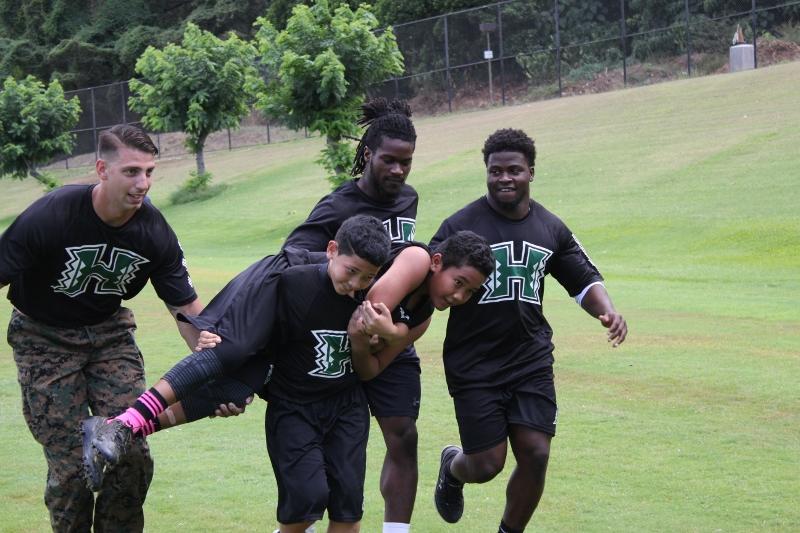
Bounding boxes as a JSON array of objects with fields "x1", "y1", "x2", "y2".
[
  {"x1": 0, "y1": 75, "x2": 80, "y2": 189},
  {"x1": 128, "y1": 22, "x2": 262, "y2": 177},
  {"x1": 255, "y1": 0, "x2": 404, "y2": 187}
]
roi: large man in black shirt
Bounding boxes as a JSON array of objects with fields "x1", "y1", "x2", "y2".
[
  {"x1": 430, "y1": 129, "x2": 627, "y2": 533},
  {"x1": 0, "y1": 125, "x2": 204, "y2": 532}
]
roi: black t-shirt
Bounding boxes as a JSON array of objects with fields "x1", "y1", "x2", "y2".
[
  {"x1": 268, "y1": 262, "x2": 363, "y2": 404},
  {"x1": 283, "y1": 179, "x2": 418, "y2": 251},
  {"x1": 179, "y1": 248, "x2": 327, "y2": 369},
  {"x1": 430, "y1": 197, "x2": 603, "y2": 392},
  {"x1": 0, "y1": 184, "x2": 196, "y2": 327}
]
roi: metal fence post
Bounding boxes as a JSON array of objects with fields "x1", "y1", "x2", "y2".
[
  {"x1": 685, "y1": 0, "x2": 692, "y2": 76},
  {"x1": 554, "y1": 0, "x2": 562, "y2": 97},
  {"x1": 266, "y1": 121, "x2": 271, "y2": 144},
  {"x1": 752, "y1": 0, "x2": 758, "y2": 68},
  {"x1": 121, "y1": 81, "x2": 127, "y2": 123},
  {"x1": 498, "y1": 2, "x2": 506, "y2": 106},
  {"x1": 227, "y1": 127, "x2": 232, "y2": 151},
  {"x1": 444, "y1": 14, "x2": 453, "y2": 113},
  {"x1": 90, "y1": 88, "x2": 98, "y2": 160},
  {"x1": 620, "y1": 0, "x2": 627, "y2": 86}
]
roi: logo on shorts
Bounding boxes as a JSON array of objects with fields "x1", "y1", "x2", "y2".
[
  {"x1": 384, "y1": 217, "x2": 416, "y2": 242},
  {"x1": 479, "y1": 241, "x2": 552, "y2": 305},
  {"x1": 52, "y1": 244, "x2": 150, "y2": 297},
  {"x1": 553, "y1": 408, "x2": 558, "y2": 425},
  {"x1": 308, "y1": 330, "x2": 352, "y2": 379}
]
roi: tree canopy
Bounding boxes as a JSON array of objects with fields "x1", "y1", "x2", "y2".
[
  {"x1": 255, "y1": 0, "x2": 404, "y2": 186},
  {"x1": 0, "y1": 75, "x2": 80, "y2": 188},
  {"x1": 129, "y1": 23, "x2": 263, "y2": 176}
]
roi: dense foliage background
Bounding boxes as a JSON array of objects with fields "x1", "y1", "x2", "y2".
[{"x1": 4, "y1": 0, "x2": 796, "y2": 91}]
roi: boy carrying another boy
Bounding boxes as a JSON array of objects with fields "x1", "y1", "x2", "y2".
[{"x1": 267, "y1": 214, "x2": 390, "y2": 533}]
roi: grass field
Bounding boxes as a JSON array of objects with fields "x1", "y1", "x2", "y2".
[{"x1": 1, "y1": 61, "x2": 798, "y2": 532}]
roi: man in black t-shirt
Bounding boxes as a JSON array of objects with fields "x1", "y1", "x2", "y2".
[
  {"x1": 429, "y1": 129, "x2": 628, "y2": 533},
  {"x1": 0, "y1": 125, "x2": 204, "y2": 532}
]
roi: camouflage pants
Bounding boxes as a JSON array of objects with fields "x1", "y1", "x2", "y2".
[{"x1": 8, "y1": 308, "x2": 154, "y2": 533}]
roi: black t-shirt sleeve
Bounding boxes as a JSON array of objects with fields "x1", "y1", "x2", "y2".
[
  {"x1": 0, "y1": 218, "x2": 34, "y2": 285},
  {"x1": 547, "y1": 225, "x2": 603, "y2": 297},
  {"x1": 148, "y1": 220, "x2": 197, "y2": 307},
  {"x1": 283, "y1": 196, "x2": 343, "y2": 252},
  {"x1": 429, "y1": 218, "x2": 458, "y2": 249}
]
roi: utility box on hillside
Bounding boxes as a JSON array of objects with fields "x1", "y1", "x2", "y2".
[{"x1": 730, "y1": 44, "x2": 755, "y2": 72}]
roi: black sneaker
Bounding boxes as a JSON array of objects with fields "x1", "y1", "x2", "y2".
[
  {"x1": 92, "y1": 418, "x2": 132, "y2": 466},
  {"x1": 80, "y1": 417, "x2": 107, "y2": 492},
  {"x1": 434, "y1": 444, "x2": 464, "y2": 523}
]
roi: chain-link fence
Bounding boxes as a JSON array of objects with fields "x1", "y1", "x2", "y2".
[
  {"x1": 370, "y1": 0, "x2": 800, "y2": 113},
  {"x1": 53, "y1": 81, "x2": 309, "y2": 169},
  {"x1": 52, "y1": 0, "x2": 800, "y2": 168}
]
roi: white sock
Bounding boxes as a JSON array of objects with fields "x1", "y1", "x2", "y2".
[{"x1": 383, "y1": 523, "x2": 410, "y2": 533}]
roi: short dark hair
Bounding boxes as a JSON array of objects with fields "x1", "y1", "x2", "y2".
[
  {"x1": 434, "y1": 231, "x2": 495, "y2": 277},
  {"x1": 98, "y1": 124, "x2": 159, "y2": 159},
  {"x1": 482, "y1": 128, "x2": 536, "y2": 167},
  {"x1": 335, "y1": 215, "x2": 391, "y2": 267},
  {"x1": 351, "y1": 98, "x2": 417, "y2": 176}
]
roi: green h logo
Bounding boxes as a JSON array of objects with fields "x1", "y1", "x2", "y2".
[
  {"x1": 308, "y1": 330, "x2": 352, "y2": 379},
  {"x1": 479, "y1": 241, "x2": 552, "y2": 305},
  {"x1": 52, "y1": 244, "x2": 150, "y2": 297},
  {"x1": 384, "y1": 217, "x2": 416, "y2": 242}
]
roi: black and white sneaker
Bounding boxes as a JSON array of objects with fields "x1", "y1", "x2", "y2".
[
  {"x1": 434, "y1": 444, "x2": 464, "y2": 523},
  {"x1": 80, "y1": 417, "x2": 107, "y2": 492}
]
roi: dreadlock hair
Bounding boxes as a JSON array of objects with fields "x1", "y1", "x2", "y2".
[
  {"x1": 482, "y1": 128, "x2": 536, "y2": 167},
  {"x1": 351, "y1": 98, "x2": 417, "y2": 177}
]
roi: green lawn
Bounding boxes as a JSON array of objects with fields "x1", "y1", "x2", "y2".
[{"x1": 1, "y1": 62, "x2": 798, "y2": 532}]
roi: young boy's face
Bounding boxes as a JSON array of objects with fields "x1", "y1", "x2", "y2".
[
  {"x1": 427, "y1": 253, "x2": 488, "y2": 311},
  {"x1": 326, "y1": 241, "x2": 381, "y2": 297}
]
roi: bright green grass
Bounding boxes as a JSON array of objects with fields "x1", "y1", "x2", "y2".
[{"x1": 1, "y1": 62, "x2": 799, "y2": 532}]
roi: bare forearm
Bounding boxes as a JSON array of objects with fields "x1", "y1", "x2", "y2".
[
  {"x1": 350, "y1": 335, "x2": 380, "y2": 380},
  {"x1": 167, "y1": 298, "x2": 205, "y2": 351},
  {"x1": 580, "y1": 284, "x2": 628, "y2": 347},
  {"x1": 580, "y1": 283, "x2": 615, "y2": 318}
]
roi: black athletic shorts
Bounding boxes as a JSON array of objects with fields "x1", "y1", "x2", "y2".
[
  {"x1": 266, "y1": 386, "x2": 369, "y2": 524},
  {"x1": 363, "y1": 351, "x2": 421, "y2": 419},
  {"x1": 452, "y1": 365, "x2": 557, "y2": 454}
]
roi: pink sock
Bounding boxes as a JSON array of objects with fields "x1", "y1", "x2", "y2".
[{"x1": 111, "y1": 389, "x2": 166, "y2": 436}]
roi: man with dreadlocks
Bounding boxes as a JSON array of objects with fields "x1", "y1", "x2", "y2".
[
  {"x1": 81, "y1": 99, "x2": 422, "y2": 532},
  {"x1": 281, "y1": 98, "x2": 422, "y2": 533}
]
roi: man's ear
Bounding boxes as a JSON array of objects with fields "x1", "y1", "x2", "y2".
[
  {"x1": 96, "y1": 159, "x2": 107, "y2": 180},
  {"x1": 363, "y1": 145, "x2": 373, "y2": 163}
]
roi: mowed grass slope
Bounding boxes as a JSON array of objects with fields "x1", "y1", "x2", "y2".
[{"x1": 1, "y1": 62, "x2": 798, "y2": 532}]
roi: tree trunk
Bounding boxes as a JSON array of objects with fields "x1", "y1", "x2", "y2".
[
  {"x1": 327, "y1": 134, "x2": 345, "y2": 176},
  {"x1": 195, "y1": 136, "x2": 207, "y2": 176},
  {"x1": 27, "y1": 162, "x2": 57, "y2": 189}
]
